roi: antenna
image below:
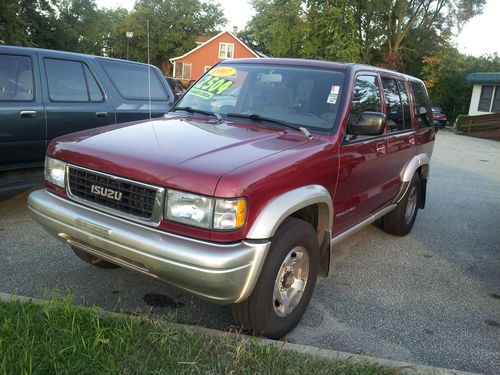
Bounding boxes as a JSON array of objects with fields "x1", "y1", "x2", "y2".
[{"x1": 147, "y1": 20, "x2": 152, "y2": 120}]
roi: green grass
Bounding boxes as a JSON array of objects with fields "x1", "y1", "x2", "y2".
[{"x1": 0, "y1": 297, "x2": 392, "y2": 374}]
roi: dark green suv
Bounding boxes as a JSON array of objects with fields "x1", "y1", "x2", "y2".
[{"x1": 0, "y1": 45, "x2": 174, "y2": 189}]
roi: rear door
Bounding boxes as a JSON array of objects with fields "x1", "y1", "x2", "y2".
[
  {"x1": 381, "y1": 76, "x2": 416, "y2": 197},
  {"x1": 96, "y1": 59, "x2": 174, "y2": 123},
  {"x1": 0, "y1": 51, "x2": 46, "y2": 169},
  {"x1": 334, "y1": 74, "x2": 394, "y2": 234},
  {"x1": 39, "y1": 53, "x2": 115, "y2": 141}
]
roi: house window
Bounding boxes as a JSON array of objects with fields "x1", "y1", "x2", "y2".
[
  {"x1": 204, "y1": 66, "x2": 212, "y2": 73},
  {"x1": 491, "y1": 86, "x2": 500, "y2": 112},
  {"x1": 478, "y1": 85, "x2": 494, "y2": 112},
  {"x1": 174, "y1": 62, "x2": 192, "y2": 80},
  {"x1": 219, "y1": 43, "x2": 234, "y2": 59}
]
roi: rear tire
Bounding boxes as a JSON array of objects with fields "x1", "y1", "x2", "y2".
[
  {"x1": 232, "y1": 217, "x2": 319, "y2": 339},
  {"x1": 71, "y1": 246, "x2": 119, "y2": 269},
  {"x1": 383, "y1": 173, "x2": 421, "y2": 236}
]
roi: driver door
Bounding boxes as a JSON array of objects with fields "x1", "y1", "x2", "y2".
[{"x1": 333, "y1": 74, "x2": 393, "y2": 235}]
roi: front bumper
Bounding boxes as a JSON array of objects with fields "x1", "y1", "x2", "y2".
[{"x1": 28, "y1": 189, "x2": 270, "y2": 304}]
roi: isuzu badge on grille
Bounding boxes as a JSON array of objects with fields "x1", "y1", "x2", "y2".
[{"x1": 90, "y1": 184, "x2": 123, "y2": 201}]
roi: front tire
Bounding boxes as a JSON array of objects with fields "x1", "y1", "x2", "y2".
[
  {"x1": 232, "y1": 217, "x2": 319, "y2": 339},
  {"x1": 71, "y1": 246, "x2": 119, "y2": 269},
  {"x1": 383, "y1": 173, "x2": 421, "y2": 236}
]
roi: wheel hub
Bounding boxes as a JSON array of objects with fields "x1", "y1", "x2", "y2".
[{"x1": 273, "y1": 246, "x2": 310, "y2": 318}]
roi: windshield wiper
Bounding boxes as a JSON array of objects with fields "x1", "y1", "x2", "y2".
[
  {"x1": 226, "y1": 113, "x2": 313, "y2": 140},
  {"x1": 171, "y1": 106, "x2": 222, "y2": 122}
]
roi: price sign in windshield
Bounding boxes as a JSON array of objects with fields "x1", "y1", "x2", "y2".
[{"x1": 190, "y1": 69, "x2": 236, "y2": 99}]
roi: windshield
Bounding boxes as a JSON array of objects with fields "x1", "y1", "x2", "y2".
[{"x1": 174, "y1": 63, "x2": 345, "y2": 133}]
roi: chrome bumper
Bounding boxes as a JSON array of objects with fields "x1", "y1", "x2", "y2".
[{"x1": 28, "y1": 189, "x2": 270, "y2": 304}]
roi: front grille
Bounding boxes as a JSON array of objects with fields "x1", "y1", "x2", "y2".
[{"x1": 67, "y1": 166, "x2": 161, "y2": 221}]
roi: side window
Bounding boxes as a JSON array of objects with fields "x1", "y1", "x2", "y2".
[
  {"x1": 0, "y1": 54, "x2": 34, "y2": 101},
  {"x1": 83, "y1": 65, "x2": 104, "y2": 101},
  {"x1": 99, "y1": 59, "x2": 168, "y2": 101},
  {"x1": 381, "y1": 78, "x2": 412, "y2": 132},
  {"x1": 346, "y1": 75, "x2": 381, "y2": 140},
  {"x1": 410, "y1": 81, "x2": 432, "y2": 128},
  {"x1": 398, "y1": 81, "x2": 412, "y2": 130},
  {"x1": 45, "y1": 58, "x2": 103, "y2": 102}
]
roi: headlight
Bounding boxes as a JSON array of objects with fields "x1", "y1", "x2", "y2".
[
  {"x1": 165, "y1": 189, "x2": 246, "y2": 230},
  {"x1": 44, "y1": 157, "x2": 66, "y2": 188},
  {"x1": 166, "y1": 189, "x2": 214, "y2": 228}
]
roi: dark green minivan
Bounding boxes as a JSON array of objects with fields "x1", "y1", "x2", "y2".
[{"x1": 0, "y1": 46, "x2": 175, "y2": 189}]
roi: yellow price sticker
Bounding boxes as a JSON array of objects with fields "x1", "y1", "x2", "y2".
[{"x1": 209, "y1": 67, "x2": 237, "y2": 77}]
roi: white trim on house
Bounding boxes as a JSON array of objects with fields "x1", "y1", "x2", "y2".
[
  {"x1": 218, "y1": 42, "x2": 234, "y2": 59},
  {"x1": 169, "y1": 31, "x2": 260, "y2": 62},
  {"x1": 468, "y1": 83, "x2": 500, "y2": 115}
]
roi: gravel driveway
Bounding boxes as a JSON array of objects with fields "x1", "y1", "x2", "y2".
[{"x1": 1, "y1": 130, "x2": 498, "y2": 374}]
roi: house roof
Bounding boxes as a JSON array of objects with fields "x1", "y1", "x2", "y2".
[
  {"x1": 195, "y1": 36, "x2": 211, "y2": 43},
  {"x1": 169, "y1": 30, "x2": 260, "y2": 62},
  {"x1": 466, "y1": 72, "x2": 500, "y2": 83}
]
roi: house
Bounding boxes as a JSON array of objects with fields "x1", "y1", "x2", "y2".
[
  {"x1": 466, "y1": 72, "x2": 500, "y2": 115},
  {"x1": 169, "y1": 30, "x2": 260, "y2": 84}
]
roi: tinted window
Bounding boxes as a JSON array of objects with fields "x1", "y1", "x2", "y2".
[
  {"x1": 410, "y1": 81, "x2": 432, "y2": 128},
  {"x1": 381, "y1": 78, "x2": 412, "y2": 132},
  {"x1": 83, "y1": 64, "x2": 104, "y2": 101},
  {"x1": 349, "y1": 75, "x2": 381, "y2": 122},
  {"x1": 492, "y1": 86, "x2": 500, "y2": 112},
  {"x1": 99, "y1": 59, "x2": 167, "y2": 100},
  {"x1": 0, "y1": 54, "x2": 34, "y2": 101},
  {"x1": 398, "y1": 81, "x2": 412, "y2": 129},
  {"x1": 478, "y1": 85, "x2": 493, "y2": 112},
  {"x1": 45, "y1": 59, "x2": 87, "y2": 101}
]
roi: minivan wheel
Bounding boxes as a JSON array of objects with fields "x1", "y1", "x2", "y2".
[
  {"x1": 232, "y1": 217, "x2": 319, "y2": 339},
  {"x1": 71, "y1": 246, "x2": 119, "y2": 269},
  {"x1": 383, "y1": 173, "x2": 421, "y2": 236}
]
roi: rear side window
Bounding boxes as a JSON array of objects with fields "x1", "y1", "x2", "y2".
[
  {"x1": 0, "y1": 54, "x2": 34, "y2": 101},
  {"x1": 410, "y1": 81, "x2": 432, "y2": 128},
  {"x1": 99, "y1": 59, "x2": 168, "y2": 100},
  {"x1": 44, "y1": 58, "x2": 104, "y2": 102},
  {"x1": 381, "y1": 78, "x2": 412, "y2": 132}
]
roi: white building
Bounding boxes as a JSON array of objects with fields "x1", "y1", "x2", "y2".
[{"x1": 466, "y1": 72, "x2": 500, "y2": 116}]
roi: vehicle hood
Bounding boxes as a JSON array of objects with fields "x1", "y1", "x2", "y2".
[{"x1": 48, "y1": 115, "x2": 309, "y2": 195}]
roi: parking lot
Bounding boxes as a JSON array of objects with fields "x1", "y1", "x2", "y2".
[{"x1": 1, "y1": 130, "x2": 499, "y2": 374}]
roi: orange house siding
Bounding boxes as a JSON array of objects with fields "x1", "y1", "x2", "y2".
[{"x1": 171, "y1": 32, "x2": 258, "y2": 82}]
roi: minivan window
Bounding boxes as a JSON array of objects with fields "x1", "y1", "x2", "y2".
[
  {"x1": 381, "y1": 78, "x2": 411, "y2": 132},
  {"x1": 0, "y1": 54, "x2": 34, "y2": 101},
  {"x1": 410, "y1": 81, "x2": 432, "y2": 128},
  {"x1": 45, "y1": 58, "x2": 103, "y2": 102},
  {"x1": 99, "y1": 59, "x2": 168, "y2": 101}
]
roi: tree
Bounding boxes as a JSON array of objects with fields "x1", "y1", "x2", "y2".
[
  {"x1": 422, "y1": 50, "x2": 500, "y2": 120},
  {"x1": 241, "y1": 0, "x2": 305, "y2": 58},
  {"x1": 114, "y1": 0, "x2": 226, "y2": 68}
]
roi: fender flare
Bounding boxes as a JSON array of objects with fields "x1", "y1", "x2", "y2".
[
  {"x1": 394, "y1": 153, "x2": 430, "y2": 203},
  {"x1": 246, "y1": 185, "x2": 333, "y2": 245}
]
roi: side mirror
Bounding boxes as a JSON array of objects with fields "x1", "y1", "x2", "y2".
[{"x1": 350, "y1": 112, "x2": 386, "y2": 136}]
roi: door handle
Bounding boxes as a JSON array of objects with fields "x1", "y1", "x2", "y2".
[
  {"x1": 96, "y1": 112, "x2": 108, "y2": 117},
  {"x1": 376, "y1": 142, "x2": 386, "y2": 155},
  {"x1": 20, "y1": 110, "x2": 37, "y2": 118},
  {"x1": 409, "y1": 134, "x2": 416, "y2": 145}
]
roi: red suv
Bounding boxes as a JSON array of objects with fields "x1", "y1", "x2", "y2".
[{"x1": 29, "y1": 58, "x2": 435, "y2": 338}]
